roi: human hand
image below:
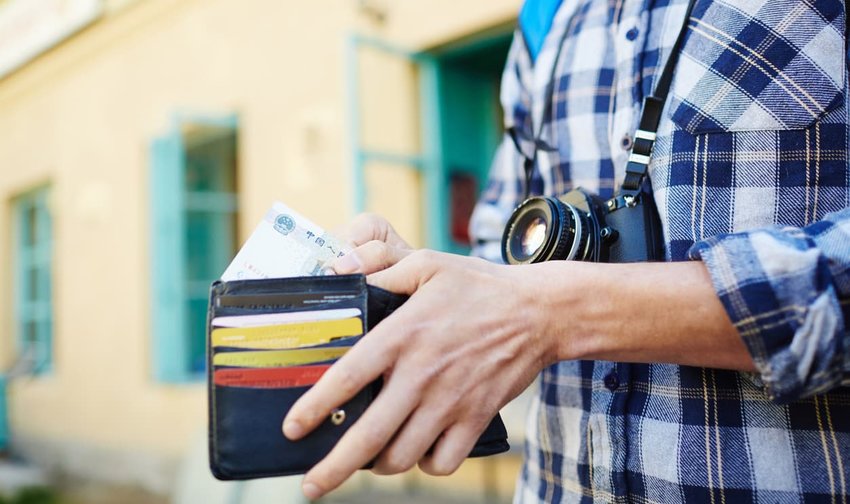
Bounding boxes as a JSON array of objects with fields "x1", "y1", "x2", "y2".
[
  {"x1": 283, "y1": 250, "x2": 556, "y2": 500},
  {"x1": 331, "y1": 213, "x2": 413, "y2": 275}
]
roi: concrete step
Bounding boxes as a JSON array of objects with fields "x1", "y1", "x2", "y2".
[{"x1": 0, "y1": 459, "x2": 48, "y2": 495}]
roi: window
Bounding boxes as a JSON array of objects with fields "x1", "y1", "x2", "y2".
[
  {"x1": 151, "y1": 118, "x2": 238, "y2": 382},
  {"x1": 12, "y1": 186, "x2": 53, "y2": 375}
]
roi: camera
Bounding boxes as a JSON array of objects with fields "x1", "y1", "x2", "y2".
[{"x1": 501, "y1": 185, "x2": 664, "y2": 264}]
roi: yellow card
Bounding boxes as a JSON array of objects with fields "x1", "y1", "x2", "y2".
[
  {"x1": 213, "y1": 347, "x2": 349, "y2": 368},
  {"x1": 211, "y1": 317, "x2": 363, "y2": 349}
]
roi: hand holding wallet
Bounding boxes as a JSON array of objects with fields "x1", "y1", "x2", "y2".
[{"x1": 207, "y1": 274, "x2": 509, "y2": 480}]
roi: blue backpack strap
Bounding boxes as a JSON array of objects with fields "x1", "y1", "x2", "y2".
[{"x1": 518, "y1": 0, "x2": 565, "y2": 62}]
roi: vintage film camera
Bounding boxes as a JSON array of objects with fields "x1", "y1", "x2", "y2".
[
  {"x1": 501, "y1": 183, "x2": 664, "y2": 265},
  {"x1": 500, "y1": 0, "x2": 702, "y2": 267}
]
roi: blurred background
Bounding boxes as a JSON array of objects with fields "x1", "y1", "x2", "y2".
[{"x1": 0, "y1": 0, "x2": 529, "y2": 502}]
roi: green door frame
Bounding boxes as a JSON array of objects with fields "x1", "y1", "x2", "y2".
[
  {"x1": 347, "y1": 31, "x2": 511, "y2": 252},
  {"x1": 346, "y1": 35, "x2": 428, "y2": 219}
]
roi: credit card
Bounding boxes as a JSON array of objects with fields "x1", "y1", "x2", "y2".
[
  {"x1": 212, "y1": 308, "x2": 362, "y2": 328},
  {"x1": 211, "y1": 317, "x2": 363, "y2": 349},
  {"x1": 213, "y1": 365, "x2": 331, "y2": 388},
  {"x1": 213, "y1": 347, "x2": 349, "y2": 368}
]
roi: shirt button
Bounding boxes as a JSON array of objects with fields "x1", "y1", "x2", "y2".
[
  {"x1": 620, "y1": 134, "x2": 633, "y2": 150},
  {"x1": 604, "y1": 372, "x2": 620, "y2": 391},
  {"x1": 626, "y1": 27, "x2": 639, "y2": 41}
]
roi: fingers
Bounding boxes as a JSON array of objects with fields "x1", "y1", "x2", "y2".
[
  {"x1": 300, "y1": 372, "x2": 421, "y2": 499},
  {"x1": 282, "y1": 330, "x2": 400, "y2": 440},
  {"x1": 340, "y1": 213, "x2": 411, "y2": 249},
  {"x1": 371, "y1": 404, "x2": 450, "y2": 475},
  {"x1": 367, "y1": 250, "x2": 439, "y2": 295},
  {"x1": 418, "y1": 421, "x2": 482, "y2": 476},
  {"x1": 332, "y1": 239, "x2": 413, "y2": 275}
]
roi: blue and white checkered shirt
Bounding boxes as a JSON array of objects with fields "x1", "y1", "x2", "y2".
[{"x1": 469, "y1": 0, "x2": 850, "y2": 501}]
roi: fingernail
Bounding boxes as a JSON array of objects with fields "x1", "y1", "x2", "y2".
[
  {"x1": 333, "y1": 252, "x2": 362, "y2": 274},
  {"x1": 283, "y1": 420, "x2": 304, "y2": 440},
  {"x1": 302, "y1": 481, "x2": 322, "y2": 500}
]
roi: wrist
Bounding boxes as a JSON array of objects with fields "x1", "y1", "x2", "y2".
[
  {"x1": 520, "y1": 260, "x2": 600, "y2": 364},
  {"x1": 530, "y1": 260, "x2": 639, "y2": 363},
  {"x1": 526, "y1": 259, "x2": 751, "y2": 371}
]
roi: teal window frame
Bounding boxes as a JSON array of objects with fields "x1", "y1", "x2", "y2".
[
  {"x1": 0, "y1": 376, "x2": 8, "y2": 450},
  {"x1": 150, "y1": 114, "x2": 239, "y2": 383},
  {"x1": 12, "y1": 186, "x2": 53, "y2": 375}
]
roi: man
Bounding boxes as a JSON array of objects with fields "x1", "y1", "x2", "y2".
[{"x1": 284, "y1": 0, "x2": 850, "y2": 501}]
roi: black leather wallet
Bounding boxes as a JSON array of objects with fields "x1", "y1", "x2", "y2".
[{"x1": 208, "y1": 274, "x2": 509, "y2": 480}]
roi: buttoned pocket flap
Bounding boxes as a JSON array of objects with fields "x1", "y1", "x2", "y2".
[{"x1": 669, "y1": 0, "x2": 845, "y2": 134}]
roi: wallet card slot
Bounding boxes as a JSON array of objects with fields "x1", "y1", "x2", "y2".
[
  {"x1": 210, "y1": 316, "x2": 364, "y2": 351},
  {"x1": 211, "y1": 274, "x2": 367, "y2": 297},
  {"x1": 212, "y1": 358, "x2": 341, "y2": 371},
  {"x1": 211, "y1": 335, "x2": 363, "y2": 354},
  {"x1": 211, "y1": 307, "x2": 363, "y2": 328},
  {"x1": 211, "y1": 299, "x2": 366, "y2": 317},
  {"x1": 217, "y1": 291, "x2": 361, "y2": 309},
  {"x1": 209, "y1": 275, "x2": 368, "y2": 321},
  {"x1": 213, "y1": 364, "x2": 333, "y2": 389},
  {"x1": 211, "y1": 346, "x2": 350, "y2": 368}
]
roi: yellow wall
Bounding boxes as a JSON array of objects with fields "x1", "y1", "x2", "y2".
[{"x1": 0, "y1": 0, "x2": 521, "y2": 493}]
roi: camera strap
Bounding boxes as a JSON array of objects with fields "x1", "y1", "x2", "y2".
[
  {"x1": 621, "y1": 0, "x2": 698, "y2": 194},
  {"x1": 513, "y1": 0, "x2": 699, "y2": 200}
]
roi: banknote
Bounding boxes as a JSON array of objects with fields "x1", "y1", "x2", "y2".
[{"x1": 221, "y1": 201, "x2": 349, "y2": 281}]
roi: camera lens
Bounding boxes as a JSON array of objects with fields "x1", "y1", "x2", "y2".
[
  {"x1": 501, "y1": 196, "x2": 591, "y2": 264},
  {"x1": 507, "y1": 209, "x2": 549, "y2": 261},
  {"x1": 520, "y1": 215, "x2": 548, "y2": 258}
]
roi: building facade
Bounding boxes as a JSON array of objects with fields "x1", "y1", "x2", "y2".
[{"x1": 0, "y1": 0, "x2": 523, "y2": 498}]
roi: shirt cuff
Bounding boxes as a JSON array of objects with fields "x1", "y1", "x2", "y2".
[{"x1": 688, "y1": 225, "x2": 847, "y2": 403}]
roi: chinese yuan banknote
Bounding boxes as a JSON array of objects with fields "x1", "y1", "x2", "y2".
[{"x1": 221, "y1": 202, "x2": 349, "y2": 281}]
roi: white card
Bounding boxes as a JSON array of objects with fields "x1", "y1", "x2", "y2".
[{"x1": 211, "y1": 308, "x2": 363, "y2": 328}]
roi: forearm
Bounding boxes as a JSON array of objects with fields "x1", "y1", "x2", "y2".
[{"x1": 529, "y1": 260, "x2": 756, "y2": 371}]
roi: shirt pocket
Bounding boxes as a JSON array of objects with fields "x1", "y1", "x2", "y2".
[{"x1": 668, "y1": 0, "x2": 846, "y2": 134}]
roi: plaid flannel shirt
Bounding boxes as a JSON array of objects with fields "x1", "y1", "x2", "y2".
[{"x1": 468, "y1": 0, "x2": 850, "y2": 502}]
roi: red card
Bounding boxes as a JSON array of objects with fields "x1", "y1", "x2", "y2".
[{"x1": 214, "y1": 365, "x2": 331, "y2": 388}]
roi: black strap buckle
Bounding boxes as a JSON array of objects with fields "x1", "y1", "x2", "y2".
[{"x1": 622, "y1": 96, "x2": 664, "y2": 192}]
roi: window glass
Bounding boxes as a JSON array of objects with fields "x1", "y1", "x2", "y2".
[{"x1": 183, "y1": 130, "x2": 237, "y2": 373}]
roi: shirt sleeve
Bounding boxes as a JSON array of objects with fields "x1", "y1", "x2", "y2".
[{"x1": 689, "y1": 207, "x2": 850, "y2": 403}]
